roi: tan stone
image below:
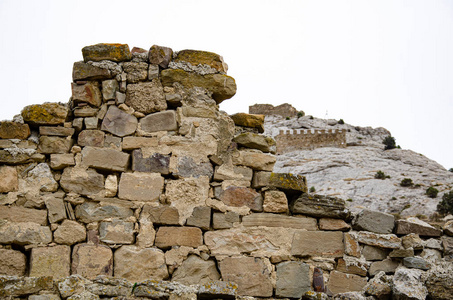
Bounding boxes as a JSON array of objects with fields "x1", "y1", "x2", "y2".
[
  {"x1": 81, "y1": 146, "x2": 129, "y2": 172},
  {"x1": 99, "y1": 219, "x2": 134, "y2": 244},
  {"x1": 104, "y1": 174, "x2": 117, "y2": 197},
  {"x1": 78, "y1": 130, "x2": 105, "y2": 147},
  {"x1": 291, "y1": 193, "x2": 349, "y2": 219},
  {"x1": 118, "y1": 172, "x2": 164, "y2": 202},
  {"x1": 122, "y1": 136, "x2": 158, "y2": 150},
  {"x1": 141, "y1": 204, "x2": 180, "y2": 225},
  {"x1": 0, "y1": 221, "x2": 52, "y2": 245},
  {"x1": 82, "y1": 43, "x2": 131, "y2": 62},
  {"x1": 230, "y1": 113, "x2": 265, "y2": 133},
  {"x1": 136, "y1": 219, "x2": 156, "y2": 248},
  {"x1": 30, "y1": 245, "x2": 71, "y2": 278},
  {"x1": 172, "y1": 255, "x2": 220, "y2": 285},
  {"x1": 21, "y1": 103, "x2": 68, "y2": 126},
  {"x1": 123, "y1": 62, "x2": 148, "y2": 83},
  {"x1": 72, "y1": 243, "x2": 113, "y2": 279},
  {"x1": 45, "y1": 197, "x2": 67, "y2": 223},
  {"x1": 60, "y1": 167, "x2": 104, "y2": 196},
  {"x1": 155, "y1": 227, "x2": 203, "y2": 249},
  {"x1": 72, "y1": 61, "x2": 112, "y2": 81},
  {"x1": 126, "y1": 80, "x2": 167, "y2": 114},
  {"x1": 39, "y1": 126, "x2": 74, "y2": 137},
  {"x1": 263, "y1": 190, "x2": 288, "y2": 213},
  {"x1": 101, "y1": 106, "x2": 138, "y2": 137},
  {"x1": 0, "y1": 249, "x2": 26, "y2": 276},
  {"x1": 443, "y1": 220, "x2": 453, "y2": 236},
  {"x1": 233, "y1": 132, "x2": 275, "y2": 153},
  {"x1": 319, "y1": 218, "x2": 351, "y2": 231},
  {"x1": 186, "y1": 206, "x2": 211, "y2": 230},
  {"x1": 53, "y1": 220, "x2": 86, "y2": 245},
  {"x1": 149, "y1": 45, "x2": 173, "y2": 68},
  {"x1": 174, "y1": 49, "x2": 228, "y2": 73},
  {"x1": 0, "y1": 206, "x2": 47, "y2": 225},
  {"x1": 402, "y1": 233, "x2": 424, "y2": 250},
  {"x1": 0, "y1": 121, "x2": 30, "y2": 139},
  {"x1": 139, "y1": 110, "x2": 178, "y2": 133},
  {"x1": 0, "y1": 166, "x2": 18, "y2": 193},
  {"x1": 242, "y1": 213, "x2": 317, "y2": 230},
  {"x1": 362, "y1": 245, "x2": 389, "y2": 261},
  {"x1": 369, "y1": 258, "x2": 400, "y2": 276},
  {"x1": 218, "y1": 186, "x2": 263, "y2": 212},
  {"x1": 336, "y1": 258, "x2": 368, "y2": 276},
  {"x1": 396, "y1": 218, "x2": 442, "y2": 237},
  {"x1": 71, "y1": 82, "x2": 102, "y2": 107},
  {"x1": 327, "y1": 271, "x2": 367, "y2": 294},
  {"x1": 232, "y1": 149, "x2": 276, "y2": 171},
  {"x1": 355, "y1": 231, "x2": 402, "y2": 249},
  {"x1": 114, "y1": 246, "x2": 168, "y2": 282},
  {"x1": 344, "y1": 233, "x2": 361, "y2": 258},
  {"x1": 74, "y1": 201, "x2": 133, "y2": 223},
  {"x1": 212, "y1": 212, "x2": 240, "y2": 229},
  {"x1": 38, "y1": 136, "x2": 73, "y2": 154},
  {"x1": 291, "y1": 231, "x2": 344, "y2": 258},
  {"x1": 50, "y1": 153, "x2": 75, "y2": 170}
]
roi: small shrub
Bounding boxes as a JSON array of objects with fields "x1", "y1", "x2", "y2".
[
  {"x1": 437, "y1": 190, "x2": 453, "y2": 215},
  {"x1": 391, "y1": 197, "x2": 397, "y2": 200},
  {"x1": 449, "y1": 168, "x2": 453, "y2": 173},
  {"x1": 400, "y1": 178, "x2": 413, "y2": 187},
  {"x1": 338, "y1": 119, "x2": 345, "y2": 125},
  {"x1": 346, "y1": 198, "x2": 353, "y2": 202},
  {"x1": 375, "y1": 171, "x2": 390, "y2": 180},
  {"x1": 286, "y1": 117, "x2": 290, "y2": 120},
  {"x1": 403, "y1": 204, "x2": 411, "y2": 210},
  {"x1": 309, "y1": 186, "x2": 316, "y2": 193},
  {"x1": 383, "y1": 136, "x2": 396, "y2": 150},
  {"x1": 297, "y1": 111, "x2": 305, "y2": 118},
  {"x1": 309, "y1": 115, "x2": 314, "y2": 120}
]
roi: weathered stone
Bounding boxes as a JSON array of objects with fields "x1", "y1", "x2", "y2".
[
  {"x1": 303, "y1": 291, "x2": 329, "y2": 300},
  {"x1": 101, "y1": 79, "x2": 119, "y2": 100},
  {"x1": 219, "y1": 186, "x2": 263, "y2": 212},
  {"x1": 22, "y1": 162, "x2": 58, "y2": 193},
  {"x1": 74, "y1": 106, "x2": 99, "y2": 117},
  {"x1": 276, "y1": 261, "x2": 310, "y2": 298},
  {"x1": 114, "y1": 246, "x2": 168, "y2": 282},
  {"x1": 0, "y1": 276, "x2": 54, "y2": 297},
  {"x1": 81, "y1": 146, "x2": 129, "y2": 172},
  {"x1": 424, "y1": 238, "x2": 443, "y2": 250},
  {"x1": 149, "y1": 45, "x2": 173, "y2": 68},
  {"x1": 389, "y1": 248, "x2": 415, "y2": 258},
  {"x1": 212, "y1": 212, "x2": 240, "y2": 229},
  {"x1": 101, "y1": 106, "x2": 138, "y2": 137},
  {"x1": 213, "y1": 164, "x2": 253, "y2": 183},
  {"x1": 267, "y1": 172, "x2": 307, "y2": 192},
  {"x1": 186, "y1": 206, "x2": 211, "y2": 230},
  {"x1": 369, "y1": 258, "x2": 400, "y2": 276},
  {"x1": 161, "y1": 69, "x2": 236, "y2": 104},
  {"x1": 172, "y1": 255, "x2": 220, "y2": 285},
  {"x1": 219, "y1": 256, "x2": 273, "y2": 297},
  {"x1": 72, "y1": 82, "x2": 102, "y2": 107},
  {"x1": 132, "y1": 149, "x2": 170, "y2": 174},
  {"x1": 99, "y1": 219, "x2": 134, "y2": 244},
  {"x1": 122, "y1": 136, "x2": 158, "y2": 150},
  {"x1": 173, "y1": 49, "x2": 227, "y2": 73},
  {"x1": 82, "y1": 43, "x2": 131, "y2": 62},
  {"x1": 30, "y1": 245, "x2": 71, "y2": 278},
  {"x1": 442, "y1": 236, "x2": 453, "y2": 256},
  {"x1": 75, "y1": 202, "x2": 133, "y2": 223},
  {"x1": 243, "y1": 213, "x2": 317, "y2": 230},
  {"x1": 73, "y1": 61, "x2": 112, "y2": 81},
  {"x1": 443, "y1": 220, "x2": 453, "y2": 236},
  {"x1": 78, "y1": 130, "x2": 105, "y2": 147},
  {"x1": 148, "y1": 64, "x2": 160, "y2": 80},
  {"x1": 123, "y1": 62, "x2": 148, "y2": 83},
  {"x1": 291, "y1": 231, "x2": 344, "y2": 258},
  {"x1": 0, "y1": 149, "x2": 36, "y2": 165},
  {"x1": 425, "y1": 260, "x2": 453, "y2": 300},
  {"x1": 0, "y1": 249, "x2": 26, "y2": 276},
  {"x1": 0, "y1": 221, "x2": 52, "y2": 245},
  {"x1": 344, "y1": 233, "x2": 362, "y2": 259},
  {"x1": 50, "y1": 153, "x2": 75, "y2": 170},
  {"x1": 392, "y1": 267, "x2": 428, "y2": 300},
  {"x1": 198, "y1": 281, "x2": 238, "y2": 299},
  {"x1": 136, "y1": 210, "x2": 156, "y2": 248},
  {"x1": 60, "y1": 167, "x2": 104, "y2": 196},
  {"x1": 104, "y1": 174, "x2": 118, "y2": 197},
  {"x1": 72, "y1": 243, "x2": 113, "y2": 279},
  {"x1": 139, "y1": 110, "x2": 177, "y2": 133},
  {"x1": 173, "y1": 156, "x2": 214, "y2": 179},
  {"x1": 29, "y1": 294, "x2": 61, "y2": 300},
  {"x1": 85, "y1": 117, "x2": 98, "y2": 129},
  {"x1": 327, "y1": 271, "x2": 368, "y2": 295},
  {"x1": 232, "y1": 150, "x2": 276, "y2": 171},
  {"x1": 126, "y1": 80, "x2": 166, "y2": 114},
  {"x1": 353, "y1": 209, "x2": 395, "y2": 234},
  {"x1": 362, "y1": 245, "x2": 389, "y2": 261},
  {"x1": 233, "y1": 133, "x2": 275, "y2": 153},
  {"x1": 118, "y1": 172, "x2": 164, "y2": 202},
  {"x1": 0, "y1": 166, "x2": 18, "y2": 193},
  {"x1": 0, "y1": 121, "x2": 30, "y2": 139},
  {"x1": 354, "y1": 231, "x2": 402, "y2": 249},
  {"x1": 54, "y1": 220, "x2": 86, "y2": 245},
  {"x1": 262, "y1": 190, "x2": 288, "y2": 213},
  {"x1": 155, "y1": 227, "x2": 203, "y2": 249},
  {"x1": 291, "y1": 194, "x2": 350, "y2": 219},
  {"x1": 230, "y1": 113, "x2": 265, "y2": 133},
  {"x1": 142, "y1": 204, "x2": 180, "y2": 225},
  {"x1": 403, "y1": 257, "x2": 430, "y2": 270},
  {"x1": 39, "y1": 126, "x2": 75, "y2": 136},
  {"x1": 420, "y1": 249, "x2": 442, "y2": 264},
  {"x1": 402, "y1": 233, "x2": 424, "y2": 250},
  {"x1": 396, "y1": 218, "x2": 442, "y2": 237},
  {"x1": 22, "y1": 103, "x2": 68, "y2": 126},
  {"x1": 319, "y1": 218, "x2": 351, "y2": 231},
  {"x1": 46, "y1": 197, "x2": 67, "y2": 223},
  {"x1": 38, "y1": 136, "x2": 73, "y2": 154},
  {"x1": 336, "y1": 258, "x2": 368, "y2": 277},
  {"x1": 364, "y1": 271, "x2": 392, "y2": 299}
]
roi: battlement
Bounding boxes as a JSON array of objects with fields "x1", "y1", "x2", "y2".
[{"x1": 276, "y1": 128, "x2": 346, "y2": 154}]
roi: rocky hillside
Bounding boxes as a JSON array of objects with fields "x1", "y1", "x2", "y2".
[{"x1": 265, "y1": 114, "x2": 453, "y2": 218}]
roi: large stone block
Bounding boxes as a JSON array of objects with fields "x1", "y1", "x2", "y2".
[
  {"x1": 0, "y1": 249, "x2": 26, "y2": 276},
  {"x1": 327, "y1": 271, "x2": 368, "y2": 295},
  {"x1": 0, "y1": 166, "x2": 18, "y2": 193},
  {"x1": 173, "y1": 49, "x2": 228, "y2": 73},
  {"x1": 149, "y1": 45, "x2": 173, "y2": 68},
  {"x1": 0, "y1": 207, "x2": 47, "y2": 225},
  {"x1": 50, "y1": 153, "x2": 75, "y2": 170},
  {"x1": 242, "y1": 213, "x2": 317, "y2": 230},
  {"x1": 212, "y1": 211, "x2": 240, "y2": 229},
  {"x1": 155, "y1": 227, "x2": 203, "y2": 249},
  {"x1": 186, "y1": 206, "x2": 211, "y2": 230},
  {"x1": 219, "y1": 257, "x2": 273, "y2": 297},
  {"x1": 172, "y1": 156, "x2": 213, "y2": 179},
  {"x1": 232, "y1": 150, "x2": 276, "y2": 171},
  {"x1": 99, "y1": 219, "x2": 135, "y2": 244},
  {"x1": 0, "y1": 121, "x2": 30, "y2": 139},
  {"x1": 29, "y1": 245, "x2": 71, "y2": 278},
  {"x1": 291, "y1": 231, "x2": 344, "y2": 258},
  {"x1": 122, "y1": 136, "x2": 158, "y2": 150},
  {"x1": 230, "y1": 113, "x2": 265, "y2": 133},
  {"x1": 141, "y1": 204, "x2": 180, "y2": 225},
  {"x1": 263, "y1": 190, "x2": 288, "y2": 213},
  {"x1": 0, "y1": 276, "x2": 54, "y2": 298},
  {"x1": 396, "y1": 218, "x2": 442, "y2": 237},
  {"x1": 72, "y1": 243, "x2": 113, "y2": 279},
  {"x1": 39, "y1": 126, "x2": 75, "y2": 137},
  {"x1": 45, "y1": 197, "x2": 67, "y2": 223},
  {"x1": 38, "y1": 136, "x2": 73, "y2": 154},
  {"x1": 392, "y1": 267, "x2": 428, "y2": 300},
  {"x1": 123, "y1": 61, "x2": 148, "y2": 83},
  {"x1": 21, "y1": 103, "x2": 68, "y2": 126},
  {"x1": 71, "y1": 82, "x2": 102, "y2": 107},
  {"x1": 233, "y1": 133, "x2": 275, "y2": 153},
  {"x1": 291, "y1": 194, "x2": 350, "y2": 219},
  {"x1": 276, "y1": 261, "x2": 310, "y2": 298},
  {"x1": 114, "y1": 246, "x2": 168, "y2": 282},
  {"x1": 218, "y1": 186, "x2": 263, "y2": 212},
  {"x1": 0, "y1": 221, "x2": 52, "y2": 245},
  {"x1": 353, "y1": 209, "x2": 395, "y2": 234},
  {"x1": 60, "y1": 167, "x2": 104, "y2": 196},
  {"x1": 81, "y1": 146, "x2": 129, "y2": 172},
  {"x1": 126, "y1": 80, "x2": 166, "y2": 114},
  {"x1": 354, "y1": 231, "x2": 402, "y2": 249},
  {"x1": 75, "y1": 202, "x2": 133, "y2": 223},
  {"x1": 139, "y1": 110, "x2": 177, "y2": 133},
  {"x1": 102, "y1": 79, "x2": 119, "y2": 100},
  {"x1": 72, "y1": 61, "x2": 112, "y2": 81},
  {"x1": 78, "y1": 130, "x2": 105, "y2": 147},
  {"x1": 132, "y1": 149, "x2": 170, "y2": 174},
  {"x1": 82, "y1": 43, "x2": 131, "y2": 62},
  {"x1": 53, "y1": 220, "x2": 86, "y2": 245},
  {"x1": 101, "y1": 106, "x2": 138, "y2": 137},
  {"x1": 362, "y1": 245, "x2": 389, "y2": 261},
  {"x1": 172, "y1": 255, "x2": 220, "y2": 285},
  {"x1": 118, "y1": 172, "x2": 164, "y2": 202}
]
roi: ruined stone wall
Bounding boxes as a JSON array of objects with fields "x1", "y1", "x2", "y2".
[
  {"x1": 249, "y1": 103, "x2": 299, "y2": 118},
  {"x1": 275, "y1": 129, "x2": 347, "y2": 154},
  {"x1": 0, "y1": 43, "x2": 452, "y2": 300}
]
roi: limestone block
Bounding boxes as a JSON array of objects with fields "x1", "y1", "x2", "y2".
[
  {"x1": 319, "y1": 218, "x2": 351, "y2": 231},
  {"x1": 420, "y1": 248, "x2": 442, "y2": 264},
  {"x1": 132, "y1": 149, "x2": 170, "y2": 174},
  {"x1": 155, "y1": 227, "x2": 203, "y2": 249},
  {"x1": 38, "y1": 136, "x2": 73, "y2": 154},
  {"x1": 73, "y1": 61, "x2": 112, "y2": 81},
  {"x1": 424, "y1": 238, "x2": 443, "y2": 250},
  {"x1": 291, "y1": 231, "x2": 344, "y2": 258},
  {"x1": 336, "y1": 258, "x2": 368, "y2": 277},
  {"x1": 104, "y1": 134, "x2": 122, "y2": 149},
  {"x1": 403, "y1": 257, "x2": 430, "y2": 270},
  {"x1": 402, "y1": 233, "x2": 424, "y2": 250},
  {"x1": 186, "y1": 206, "x2": 211, "y2": 230},
  {"x1": 101, "y1": 106, "x2": 138, "y2": 137},
  {"x1": 82, "y1": 43, "x2": 131, "y2": 62},
  {"x1": 369, "y1": 258, "x2": 400, "y2": 276},
  {"x1": 242, "y1": 213, "x2": 317, "y2": 230},
  {"x1": 327, "y1": 271, "x2": 368, "y2": 295},
  {"x1": 39, "y1": 126, "x2": 74, "y2": 137},
  {"x1": 0, "y1": 276, "x2": 54, "y2": 297},
  {"x1": 142, "y1": 204, "x2": 180, "y2": 225},
  {"x1": 218, "y1": 186, "x2": 263, "y2": 212},
  {"x1": 233, "y1": 133, "x2": 275, "y2": 153},
  {"x1": 84, "y1": 116, "x2": 97, "y2": 129},
  {"x1": 291, "y1": 194, "x2": 349, "y2": 219},
  {"x1": 53, "y1": 220, "x2": 86, "y2": 245},
  {"x1": 0, "y1": 221, "x2": 52, "y2": 245},
  {"x1": 149, "y1": 45, "x2": 173, "y2": 68},
  {"x1": 389, "y1": 248, "x2": 415, "y2": 258},
  {"x1": 443, "y1": 220, "x2": 453, "y2": 236},
  {"x1": 126, "y1": 80, "x2": 166, "y2": 114},
  {"x1": 81, "y1": 146, "x2": 129, "y2": 172},
  {"x1": 149, "y1": 64, "x2": 159, "y2": 79},
  {"x1": 0, "y1": 166, "x2": 18, "y2": 193},
  {"x1": 353, "y1": 209, "x2": 395, "y2": 234},
  {"x1": 24, "y1": 162, "x2": 59, "y2": 193},
  {"x1": 118, "y1": 172, "x2": 164, "y2": 202},
  {"x1": 0, "y1": 121, "x2": 30, "y2": 139},
  {"x1": 173, "y1": 49, "x2": 227, "y2": 73},
  {"x1": 71, "y1": 82, "x2": 102, "y2": 107},
  {"x1": 354, "y1": 231, "x2": 402, "y2": 249},
  {"x1": 0, "y1": 206, "x2": 47, "y2": 225},
  {"x1": 362, "y1": 245, "x2": 389, "y2": 261},
  {"x1": 78, "y1": 130, "x2": 105, "y2": 147},
  {"x1": 396, "y1": 217, "x2": 442, "y2": 237},
  {"x1": 0, "y1": 249, "x2": 26, "y2": 276},
  {"x1": 122, "y1": 136, "x2": 158, "y2": 150},
  {"x1": 172, "y1": 156, "x2": 213, "y2": 179},
  {"x1": 75, "y1": 202, "x2": 133, "y2": 223},
  {"x1": 218, "y1": 256, "x2": 273, "y2": 297},
  {"x1": 212, "y1": 211, "x2": 240, "y2": 229},
  {"x1": 99, "y1": 219, "x2": 134, "y2": 244},
  {"x1": 114, "y1": 246, "x2": 168, "y2": 282},
  {"x1": 21, "y1": 103, "x2": 68, "y2": 126},
  {"x1": 45, "y1": 197, "x2": 67, "y2": 223},
  {"x1": 263, "y1": 190, "x2": 288, "y2": 213},
  {"x1": 101, "y1": 79, "x2": 119, "y2": 100},
  {"x1": 72, "y1": 243, "x2": 113, "y2": 279},
  {"x1": 232, "y1": 149, "x2": 276, "y2": 171},
  {"x1": 30, "y1": 245, "x2": 71, "y2": 278},
  {"x1": 123, "y1": 62, "x2": 148, "y2": 83},
  {"x1": 60, "y1": 167, "x2": 104, "y2": 196},
  {"x1": 344, "y1": 232, "x2": 361, "y2": 258},
  {"x1": 50, "y1": 153, "x2": 75, "y2": 170},
  {"x1": 276, "y1": 261, "x2": 310, "y2": 298},
  {"x1": 136, "y1": 219, "x2": 156, "y2": 248},
  {"x1": 392, "y1": 267, "x2": 428, "y2": 300},
  {"x1": 172, "y1": 255, "x2": 220, "y2": 285},
  {"x1": 213, "y1": 164, "x2": 253, "y2": 182},
  {"x1": 139, "y1": 110, "x2": 177, "y2": 133},
  {"x1": 104, "y1": 174, "x2": 118, "y2": 197},
  {"x1": 230, "y1": 113, "x2": 265, "y2": 133}
]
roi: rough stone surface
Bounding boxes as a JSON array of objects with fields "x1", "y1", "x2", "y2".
[
  {"x1": 336, "y1": 258, "x2": 368, "y2": 276},
  {"x1": 232, "y1": 150, "x2": 276, "y2": 171},
  {"x1": 30, "y1": 245, "x2": 71, "y2": 278},
  {"x1": 126, "y1": 80, "x2": 167, "y2": 114},
  {"x1": 82, "y1": 43, "x2": 131, "y2": 62},
  {"x1": 392, "y1": 267, "x2": 428, "y2": 300},
  {"x1": 443, "y1": 220, "x2": 453, "y2": 236},
  {"x1": 173, "y1": 49, "x2": 227, "y2": 73},
  {"x1": 0, "y1": 276, "x2": 54, "y2": 297},
  {"x1": 172, "y1": 255, "x2": 220, "y2": 285},
  {"x1": 82, "y1": 146, "x2": 129, "y2": 172},
  {"x1": 114, "y1": 246, "x2": 168, "y2": 282},
  {"x1": 263, "y1": 190, "x2": 288, "y2": 213},
  {"x1": 389, "y1": 248, "x2": 415, "y2": 258},
  {"x1": 0, "y1": 249, "x2": 26, "y2": 276},
  {"x1": 0, "y1": 206, "x2": 47, "y2": 225},
  {"x1": 72, "y1": 244, "x2": 113, "y2": 280},
  {"x1": 102, "y1": 79, "x2": 119, "y2": 100},
  {"x1": 231, "y1": 113, "x2": 265, "y2": 133},
  {"x1": 291, "y1": 231, "x2": 344, "y2": 258},
  {"x1": 101, "y1": 106, "x2": 138, "y2": 137},
  {"x1": 71, "y1": 82, "x2": 102, "y2": 107},
  {"x1": 54, "y1": 220, "x2": 86, "y2": 245},
  {"x1": 0, "y1": 221, "x2": 52, "y2": 245},
  {"x1": 38, "y1": 136, "x2": 73, "y2": 154},
  {"x1": 425, "y1": 260, "x2": 453, "y2": 300},
  {"x1": 22, "y1": 103, "x2": 68, "y2": 126},
  {"x1": 212, "y1": 212, "x2": 240, "y2": 229},
  {"x1": 364, "y1": 271, "x2": 392, "y2": 299},
  {"x1": 45, "y1": 197, "x2": 67, "y2": 223},
  {"x1": 39, "y1": 126, "x2": 75, "y2": 137},
  {"x1": 118, "y1": 172, "x2": 164, "y2": 202},
  {"x1": 276, "y1": 261, "x2": 310, "y2": 298},
  {"x1": 60, "y1": 167, "x2": 104, "y2": 196},
  {"x1": 50, "y1": 153, "x2": 75, "y2": 169},
  {"x1": 344, "y1": 232, "x2": 361, "y2": 258},
  {"x1": 123, "y1": 62, "x2": 148, "y2": 83},
  {"x1": 369, "y1": 258, "x2": 400, "y2": 276},
  {"x1": 291, "y1": 194, "x2": 350, "y2": 219},
  {"x1": 0, "y1": 121, "x2": 30, "y2": 139},
  {"x1": 186, "y1": 206, "x2": 211, "y2": 230},
  {"x1": 78, "y1": 130, "x2": 105, "y2": 147},
  {"x1": 319, "y1": 218, "x2": 351, "y2": 231},
  {"x1": 99, "y1": 219, "x2": 135, "y2": 244},
  {"x1": 396, "y1": 218, "x2": 442, "y2": 237},
  {"x1": 0, "y1": 166, "x2": 18, "y2": 193},
  {"x1": 218, "y1": 186, "x2": 263, "y2": 212},
  {"x1": 403, "y1": 257, "x2": 430, "y2": 270},
  {"x1": 242, "y1": 213, "x2": 317, "y2": 230},
  {"x1": 122, "y1": 136, "x2": 158, "y2": 150},
  {"x1": 353, "y1": 209, "x2": 395, "y2": 234},
  {"x1": 142, "y1": 205, "x2": 180, "y2": 225},
  {"x1": 132, "y1": 149, "x2": 170, "y2": 174},
  {"x1": 233, "y1": 133, "x2": 275, "y2": 153},
  {"x1": 149, "y1": 45, "x2": 173, "y2": 68},
  {"x1": 173, "y1": 156, "x2": 214, "y2": 179},
  {"x1": 155, "y1": 227, "x2": 203, "y2": 249},
  {"x1": 139, "y1": 110, "x2": 177, "y2": 133},
  {"x1": 354, "y1": 231, "x2": 402, "y2": 249},
  {"x1": 327, "y1": 271, "x2": 368, "y2": 295},
  {"x1": 362, "y1": 245, "x2": 388, "y2": 261},
  {"x1": 73, "y1": 61, "x2": 111, "y2": 81}
]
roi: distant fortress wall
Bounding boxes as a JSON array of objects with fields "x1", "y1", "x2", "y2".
[{"x1": 275, "y1": 128, "x2": 346, "y2": 154}]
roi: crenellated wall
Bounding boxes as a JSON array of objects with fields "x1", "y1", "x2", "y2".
[{"x1": 275, "y1": 128, "x2": 347, "y2": 154}]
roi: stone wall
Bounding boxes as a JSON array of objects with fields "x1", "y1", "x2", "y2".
[
  {"x1": 249, "y1": 103, "x2": 299, "y2": 118},
  {"x1": 0, "y1": 43, "x2": 452, "y2": 300},
  {"x1": 275, "y1": 129, "x2": 347, "y2": 154}
]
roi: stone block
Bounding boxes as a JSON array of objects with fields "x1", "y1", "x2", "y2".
[
  {"x1": 101, "y1": 106, "x2": 138, "y2": 137},
  {"x1": 0, "y1": 276, "x2": 54, "y2": 297},
  {"x1": 173, "y1": 156, "x2": 214, "y2": 179},
  {"x1": 99, "y1": 219, "x2": 134, "y2": 244},
  {"x1": 362, "y1": 245, "x2": 389, "y2": 261},
  {"x1": 114, "y1": 246, "x2": 168, "y2": 282},
  {"x1": 218, "y1": 186, "x2": 263, "y2": 212},
  {"x1": 72, "y1": 243, "x2": 113, "y2": 279},
  {"x1": 291, "y1": 194, "x2": 350, "y2": 219},
  {"x1": 39, "y1": 126, "x2": 74, "y2": 137},
  {"x1": 0, "y1": 121, "x2": 30, "y2": 139},
  {"x1": 173, "y1": 49, "x2": 227, "y2": 73},
  {"x1": 149, "y1": 45, "x2": 173, "y2": 68},
  {"x1": 402, "y1": 233, "x2": 424, "y2": 250},
  {"x1": 0, "y1": 221, "x2": 52, "y2": 245},
  {"x1": 38, "y1": 136, "x2": 73, "y2": 154},
  {"x1": 84, "y1": 117, "x2": 98, "y2": 129},
  {"x1": 442, "y1": 236, "x2": 453, "y2": 256},
  {"x1": 403, "y1": 257, "x2": 430, "y2": 270},
  {"x1": 149, "y1": 64, "x2": 159, "y2": 79},
  {"x1": 172, "y1": 255, "x2": 220, "y2": 285},
  {"x1": 233, "y1": 133, "x2": 275, "y2": 153},
  {"x1": 389, "y1": 248, "x2": 414, "y2": 258},
  {"x1": 291, "y1": 231, "x2": 344, "y2": 258},
  {"x1": 198, "y1": 281, "x2": 238, "y2": 299},
  {"x1": 123, "y1": 61, "x2": 148, "y2": 83},
  {"x1": 60, "y1": 167, "x2": 104, "y2": 196},
  {"x1": 139, "y1": 110, "x2": 177, "y2": 133},
  {"x1": 444, "y1": 220, "x2": 453, "y2": 236},
  {"x1": 242, "y1": 213, "x2": 317, "y2": 230},
  {"x1": 122, "y1": 136, "x2": 158, "y2": 150},
  {"x1": 50, "y1": 153, "x2": 75, "y2": 170},
  {"x1": 0, "y1": 249, "x2": 26, "y2": 276},
  {"x1": 268, "y1": 172, "x2": 307, "y2": 192},
  {"x1": 336, "y1": 258, "x2": 368, "y2": 276},
  {"x1": 327, "y1": 271, "x2": 368, "y2": 295},
  {"x1": 230, "y1": 113, "x2": 265, "y2": 133},
  {"x1": 71, "y1": 82, "x2": 102, "y2": 107},
  {"x1": 104, "y1": 174, "x2": 118, "y2": 197},
  {"x1": 276, "y1": 261, "x2": 310, "y2": 298},
  {"x1": 132, "y1": 149, "x2": 170, "y2": 174},
  {"x1": 142, "y1": 204, "x2": 180, "y2": 225},
  {"x1": 0, "y1": 207, "x2": 48, "y2": 226},
  {"x1": 263, "y1": 190, "x2": 288, "y2": 213},
  {"x1": 54, "y1": 220, "x2": 86, "y2": 245},
  {"x1": 30, "y1": 245, "x2": 71, "y2": 278},
  {"x1": 155, "y1": 227, "x2": 203, "y2": 249},
  {"x1": 218, "y1": 256, "x2": 273, "y2": 297},
  {"x1": 392, "y1": 267, "x2": 428, "y2": 300},
  {"x1": 21, "y1": 103, "x2": 68, "y2": 126},
  {"x1": 74, "y1": 106, "x2": 98, "y2": 117},
  {"x1": 45, "y1": 197, "x2": 67, "y2": 223},
  {"x1": 355, "y1": 231, "x2": 402, "y2": 249},
  {"x1": 102, "y1": 79, "x2": 119, "y2": 100},
  {"x1": 118, "y1": 172, "x2": 164, "y2": 202},
  {"x1": 319, "y1": 218, "x2": 351, "y2": 231},
  {"x1": 126, "y1": 80, "x2": 166, "y2": 114},
  {"x1": 352, "y1": 209, "x2": 395, "y2": 234},
  {"x1": 396, "y1": 218, "x2": 442, "y2": 237},
  {"x1": 186, "y1": 206, "x2": 211, "y2": 230},
  {"x1": 75, "y1": 202, "x2": 133, "y2": 223},
  {"x1": 0, "y1": 150, "x2": 36, "y2": 165},
  {"x1": 213, "y1": 164, "x2": 253, "y2": 182},
  {"x1": 104, "y1": 134, "x2": 122, "y2": 149},
  {"x1": 81, "y1": 146, "x2": 129, "y2": 172},
  {"x1": 73, "y1": 61, "x2": 112, "y2": 81},
  {"x1": 212, "y1": 212, "x2": 240, "y2": 229},
  {"x1": 0, "y1": 166, "x2": 18, "y2": 193},
  {"x1": 82, "y1": 43, "x2": 131, "y2": 62},
  {"x1": 369, "y1": 258, "x2": 400, "y2": 276},
  {"x1": 232, "y1": 150, "x2": 276, "y2": 171}
]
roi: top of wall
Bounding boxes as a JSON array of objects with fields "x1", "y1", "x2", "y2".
[{"x1": 249, "y1": 103, "x2": 300, "y2": 118}]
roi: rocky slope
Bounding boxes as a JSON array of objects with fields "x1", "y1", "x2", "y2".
[{"x1": 265, "y1": 115, "x2": 453, "y2": 218}]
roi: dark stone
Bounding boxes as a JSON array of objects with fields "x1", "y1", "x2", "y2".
[
  {"x1": 291, "y1": 194, "x2": 350, "y2": 220},
  {"x1": 132, "y1": 149, "x2": 170, "y2": 174}
]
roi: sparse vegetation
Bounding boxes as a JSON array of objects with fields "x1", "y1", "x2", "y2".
[
  {"x1": 346, "y1": 198, "x2": 353, "y2": 202},
  {"x1": 437, "y1": 190, "x2": 453, "y2": 215},
  {"x1": 391, "y1": 197, "x2": 397, "y2": 200},
  {"x1": 297, "y1": 111, "x2": 304, "y2": 118},
  {"x1": 375, "y1": 170, "x2": 390, "y2": 180},
  {"x1": 309, "y1": 186, "x2": 316, "y2": 193},
  {"x1": 338, "y1": 119, "x2": 345, "y2": 125},
  {"x1": 400, "y1": 178, "x2": 414, "y2": 187},
  {"x1": 309, "y1": 115, "x2": 314, "y2": 120},
  {"x1": 426, "y1": 187, "x2": 439, "y2": 198},
  {"x1": 383, "y1": 136, "x2": 396, "y2": 150},
  {"x1": 449, "y1": 168, "x2": 453, "y2": 173},
  {"x1": 286, "y1": 117, "x2": 290, "y2": 120}
]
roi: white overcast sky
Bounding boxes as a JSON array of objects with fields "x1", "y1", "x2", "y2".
[{"x1": 1, "y1": 0, "x2": 452, "y2": 169}]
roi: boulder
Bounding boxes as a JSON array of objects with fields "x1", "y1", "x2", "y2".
[
  {"x1": 392, "y1": 267, "x2": 428, "y2": 300},
  {"x1": 29, "y1": 245, "x2": 71, "y2": 278},
  {"x1": 230, "y1": 113, "x2": 265, "y2": 133},
  {"x1": 291, "y1": 194, "x2": 350, "y2": 219},
  {"x1": 352, "y1": 209, "x2": 395, "y2": 234},
  {"x1": 72, "y1": 243, "x2": 113, "y2": 279},
  {"x1": 126, "y1": 80, "x2": 167, "y2": 114},
  {"x1": 81, "y1": 146, "x2": 129, "y2": 172},
  {"x1": 0, "y1": 249, "x2": 26, "y2": 276},
  {"x1": 275, "y1": 261, "x2": 310, "y2": 298},
  {"x1": 0, "y1": 121, "x2": 30, "y2": 139},
  {"x1": 118, "y1": 172, "x2": 164, "y2": 202},
  {"x1": 291, "y1": 231, "x2": 344, "y2": 258},
  {"x1": 60, "y1": 167, "x2": 104, "y2": 196},
  {"x1": 72, "y1": 61, "x2": 112, "y2": 81},
  {"x1": 82, "y1": 43, "x2": 131, "y2": 62},
  {"x1": 101, "y1": 106, "x2": 138, "y2": 137},
  {"x1": 21, "y1": 103, "x2": 68, "y2": 126},
  {"x1": 172, "y1": 255, "x2": 220, "y2": 285}
]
